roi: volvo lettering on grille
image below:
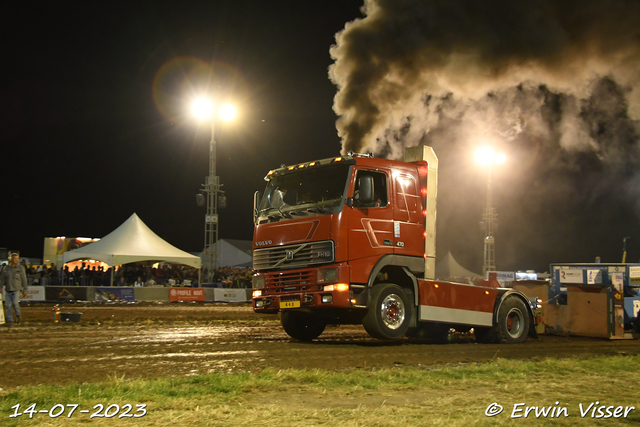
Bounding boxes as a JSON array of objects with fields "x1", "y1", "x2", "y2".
[{"x1": 253, "y1": 240, "x2": 335, "y2": 270}]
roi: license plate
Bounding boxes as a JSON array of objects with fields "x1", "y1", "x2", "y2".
[{"x1": 280, "y1": 300, "x2": 300, "y2": 309}]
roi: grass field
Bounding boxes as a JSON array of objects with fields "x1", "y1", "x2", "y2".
[{"x1": 1, "y1": 355, "x2": 639, "y2": 426}]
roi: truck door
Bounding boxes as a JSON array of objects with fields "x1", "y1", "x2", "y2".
[
  {"x1": 393, "y1": 172, "x2": 423, "y2": 256},
  {"x1": 347, "y1": 168, "x2": 394, "y2": 282}
]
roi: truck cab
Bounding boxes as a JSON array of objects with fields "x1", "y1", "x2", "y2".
[{"x1": 252, "y1": 147, "x2": 536, "y2": 343}]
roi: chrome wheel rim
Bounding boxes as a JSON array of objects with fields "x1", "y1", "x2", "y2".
[
  {"x1": 381, "y1": 294, "x2": 405, "y2": 330},
  {"x1": 506, "y1": 308, "x2": 524, "y2": 338}
]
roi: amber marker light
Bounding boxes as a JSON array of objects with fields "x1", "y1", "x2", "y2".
[
  {"x1": 485, "y1": 291, "x2": 490, "y2": 295},
  {"x1": 335, "y1": 283, "x2": 349, "y2": 291},
  {"x1": 434, "y1": 284, "x2": 439, "y2": 288}
]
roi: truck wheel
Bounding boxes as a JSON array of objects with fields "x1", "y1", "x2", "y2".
[
  {"x1": 405, "y1": 322, "x2": 450, "y2": 343},
  {"x1": 281, "y1": 310, "x2": 326, "y2": 341},
  {"x1": 496, "y1": 297, "x2": 530, "y2": 343},
  {"x1": 363, "y1": 284, "x2": 412, "y2": 340}
]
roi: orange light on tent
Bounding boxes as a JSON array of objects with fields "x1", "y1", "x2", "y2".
[
  {"x1": 298, "y1": 164, "x2": 305, "y2": 169},
  {"x1": 309, "y1": 162, "x2": 316, "y2": 166},
  {"x1": 288, "y1": 166, "x2": 295, "y2": 170},
  {"x1": 335, "y1": 157, "x2": 343, "y2": 162}
]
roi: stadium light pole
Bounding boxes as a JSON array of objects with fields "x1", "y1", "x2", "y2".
[
  {"x1": 476, "y1": 148, "x2": 506, "y2": 277},
  {"x1": 191, "y1": 98, "x2": 237, "y2": 283}
]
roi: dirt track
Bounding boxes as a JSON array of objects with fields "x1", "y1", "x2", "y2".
[{"x1": 1, "y1": 303, "x2": 639, "y2": 390}]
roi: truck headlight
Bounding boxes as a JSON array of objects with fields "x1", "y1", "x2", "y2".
[
  {"x1": 317, "y1": 268, "x2": 339, "y2": 283},
  {"x1": 252, "y1": 275, "x2": 265, "y2": 289}
]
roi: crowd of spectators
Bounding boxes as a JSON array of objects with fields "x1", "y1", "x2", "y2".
[
  {"x1": 21, "y1": 260, "x2": 252, "y2": 289},
  {"x1": 201, "y1": 267, "x2": 252, "y2": 288}
]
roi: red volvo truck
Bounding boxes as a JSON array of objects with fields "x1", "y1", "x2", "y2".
[{"x1": 251, "y1": 145, "x2": 537, "y2": 342}]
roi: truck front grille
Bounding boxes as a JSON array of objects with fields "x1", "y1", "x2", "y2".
[
  {"x1": 253, "y1": 240, "x2": 334, "y2": 270},
  {"x1": 265, "y1": 270, "x2": 320, "y2": 293}
]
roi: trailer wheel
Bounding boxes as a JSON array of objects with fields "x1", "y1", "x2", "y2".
[
  {"x1": 363, "y1": 284, "x2": 412, "y2": 340},
  {"x1": 496, "y1": 297, "x2": 530, "y2": 343},
  {"x1": 281, "y1": 310, "x2": 326, "y2": 341}
]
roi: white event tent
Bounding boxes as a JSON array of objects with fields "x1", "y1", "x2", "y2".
[
  {"x1": 63, "y1": 213, "x2": 201, "y2": 269},
  {"x1": 435, "y1": 251, "x2": 481, "y2": 280}
]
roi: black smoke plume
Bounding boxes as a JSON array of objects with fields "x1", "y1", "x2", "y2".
[{"x1": 329, "y1": 0, "x2": 640, "y2": 271}]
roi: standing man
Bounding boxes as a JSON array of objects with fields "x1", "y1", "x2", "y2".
[{"x1": 0, "y1": 253, "x2": 28, "y2": 325}]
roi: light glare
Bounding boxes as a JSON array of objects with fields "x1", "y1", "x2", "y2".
[
  {"x1": 476, "y1": 147, "x2": 506, "y2": 165},
  {"x1": 192, "y1": 98, "x2": 213, "y2": 120},
  {"x1": 219, "y1": 104, "x2": 237, "y2": 121}
]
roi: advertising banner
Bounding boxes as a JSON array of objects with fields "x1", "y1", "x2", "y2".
[
  {"x1": 486, "y1": 271, "x2": 515, "y2": 287},
  {"x1": 95, "y1": 287, "x2": 135, "y2": 302},
  {"x1": 45, "y1": 286, "x2": 88, "y2": 301},
  {"x1": 169, "y1": 288, "x2": 205, "y2": 302},
  {"x1": 587, "y1": 270, "x2": 603, "y2": 284},
  {"x1": 214, "y1": 288, "x2": 249, "y2": 302},
  {"x1": 558, "y1": 269, "x2": 584, "y2": 284},
  {"x1": 22, "y1": 286, "x2": 46, "y2": 301},
  {"x1": 629, "y1": 266, "x2": 640, "y2": 285}
]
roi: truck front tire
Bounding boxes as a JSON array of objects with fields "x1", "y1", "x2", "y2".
[
  {"x1": 281, "y1": 310, "x2": 326, "y2": 341},
  {"x1": 363, "y1": 284, "x2": 412, "y2": 340}
]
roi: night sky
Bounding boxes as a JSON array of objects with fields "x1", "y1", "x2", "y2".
[{"x1": 3, "y1": 0, "x2": 640, "y2": 274}]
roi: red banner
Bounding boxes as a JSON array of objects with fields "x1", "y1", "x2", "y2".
[{"x1": 169, "y1": 288, "x2": 205, "y2": 302}]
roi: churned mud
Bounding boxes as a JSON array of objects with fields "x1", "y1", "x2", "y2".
[{"x1": 1, "y1": 303, "x2": 639, "y2": 390}]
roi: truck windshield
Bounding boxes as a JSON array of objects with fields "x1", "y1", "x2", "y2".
[{"x1": 258, "y1": 165, "x2": 350, "y2": 220}]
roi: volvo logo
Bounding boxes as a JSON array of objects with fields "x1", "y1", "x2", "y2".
[
  {"x1": 286, "y1": 251, "x2": 294, "y2": 260},
  {"x1": 256, "y1": 240, "x2": 273, "y2": 247}
]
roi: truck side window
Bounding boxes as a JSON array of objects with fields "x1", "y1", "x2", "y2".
[{"x1": 354, "y1": 170, "x2": 388, "y2": 208}]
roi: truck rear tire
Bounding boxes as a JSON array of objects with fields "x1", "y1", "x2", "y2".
[
  {"x1": 496, "y1": 296, "x2": 530, "y2": 343},
  {"x1": 281, "y1": 310, "x2": 326, "y2": 341},
  {"x1": 363, "y1": 284, "x2": 412, "y2": 340}
]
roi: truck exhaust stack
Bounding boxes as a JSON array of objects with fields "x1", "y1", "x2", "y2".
[{"x1": 404, "y1": 145, "x2": 438, "y2": 280}]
